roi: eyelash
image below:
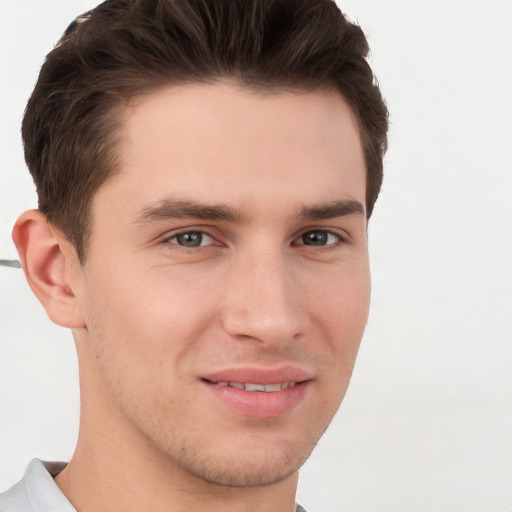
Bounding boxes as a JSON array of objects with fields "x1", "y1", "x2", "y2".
[
  {"x1": 293, "y1": 230, "x2": 346, "y2": 247},
  {"x1": 163, "y1": 230, "x2": 217, "y2": 249},
  {"x1": 161, "y1": 228, "x2": 347, "y2": 250}
]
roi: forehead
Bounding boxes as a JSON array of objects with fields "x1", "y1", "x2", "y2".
[{"x1": 94, "y1": 82, "x2": 366, "y2": 220}]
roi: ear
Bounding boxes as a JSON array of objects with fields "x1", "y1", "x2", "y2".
[{"x1": 12, "y1": 209, "x2": 85, "y2": 329}]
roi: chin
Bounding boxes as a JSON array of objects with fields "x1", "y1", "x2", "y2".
[
  {"x1": 168, "y1": 431, "x2": 320, "y2": 488},
  {"x1": 185, "y1": 451, "x2": 304, "y2": 488}
]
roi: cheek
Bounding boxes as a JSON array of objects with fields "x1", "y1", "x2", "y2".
[
  {"x1": 313, "y1": 264, "x2": 371, "y2": 338},
  {"x1": 310, "y1": 264, "x2": 370, "y2": 406},
  {"x1": 82, "y1": 263, "x2": 221, "y2": 370}
]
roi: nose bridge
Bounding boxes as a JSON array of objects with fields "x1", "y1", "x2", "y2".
[{"x1": 221, "y1": 245, "x2": 304, "y2": 345}]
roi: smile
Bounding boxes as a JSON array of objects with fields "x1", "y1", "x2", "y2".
[
  {"x1": 203, "y1": 377, "x2": 309, "y2": 418},
  {"x1": 212, "y1": 381, "x2": 296, "y2": 392}
]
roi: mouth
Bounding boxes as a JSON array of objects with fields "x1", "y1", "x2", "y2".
[
  {"x1": 205, "y1": 380, "x2": 297, "y2": 392},
  {"x1": 200, "y1": 367, "x2": 311, "y2": 418}
]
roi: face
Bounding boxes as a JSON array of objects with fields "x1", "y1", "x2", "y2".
[{"x1": 71, "y1": 83, "x2": 370, "y2": 488}]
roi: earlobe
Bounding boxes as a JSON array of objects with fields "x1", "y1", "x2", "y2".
[{"x1": 12, "y1": 209, "x2": 85, "y2": 329}]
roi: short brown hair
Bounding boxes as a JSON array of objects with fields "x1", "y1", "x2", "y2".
[{"x1": 22, "y1": 0, "x2": 388, "y2": 262}]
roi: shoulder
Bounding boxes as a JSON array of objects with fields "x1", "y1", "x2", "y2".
[
  {"x1": 0, "y1": 479, "x2": 32, "y2": 512},
  {"x1": 0, "y1": 460, "x2": 73, "y2": 512}
]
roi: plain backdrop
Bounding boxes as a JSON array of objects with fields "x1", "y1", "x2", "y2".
[{"x1": 1, "y1": 1, "x2": 511, "y2": 511}]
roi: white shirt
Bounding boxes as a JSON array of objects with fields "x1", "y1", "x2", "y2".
[
  {"x1": 0, "y1": 459, "x2": 309, "y2": 511},
  {"x1": 0, "y1": 460, "x2": 74, "y2": 511}
]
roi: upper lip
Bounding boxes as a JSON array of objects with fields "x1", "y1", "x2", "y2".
[{"x1": 202, "y1": 366, "x2": 313, "y2": 385}]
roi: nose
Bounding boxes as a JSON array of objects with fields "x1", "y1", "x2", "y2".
[{"x1": 220, "y1": 248, "x2": 307, "y2": 348}]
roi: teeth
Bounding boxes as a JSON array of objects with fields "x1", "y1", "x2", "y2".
[
  {"x1": 244, "y1": 383, "x2": 265, "y2": 392},
  {"x1": 214, "y1": 381, "x2": 296, "y2": 392}
]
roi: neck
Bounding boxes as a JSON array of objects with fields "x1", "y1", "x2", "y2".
[
  {"x1": 56, "y1": 429, "x2": 299, "y2": 512},
  {"x1": 56, "y1": 341, "x2": 299, "y2": 512}
]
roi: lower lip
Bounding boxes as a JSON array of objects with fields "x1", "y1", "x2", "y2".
[{"x1": 202, "y1": 380, "x2": 309, "y2": 418}]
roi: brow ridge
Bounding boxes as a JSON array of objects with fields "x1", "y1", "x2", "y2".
[
  {"x1": 299, "y1": 199, "x2": 365, "y2": 221},
  {"x1": 135, "y1": 198, "x2": 365, "y2": 225},
  {"x1": 136, "y1": 199, "x2": 246, "y2": 223}
]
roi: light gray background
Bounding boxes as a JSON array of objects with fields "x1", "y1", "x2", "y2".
[{"x1": 1, "y1": 1, "x2": 511, "y2": 511}]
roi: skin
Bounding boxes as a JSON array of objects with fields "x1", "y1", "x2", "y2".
[{"x1": 13, "y1": 82, "x2": 370, "y2": 512}]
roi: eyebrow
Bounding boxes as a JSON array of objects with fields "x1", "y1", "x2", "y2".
[
  {"x1": 134, "y1": 198, "x2": 365, "y2": 225},
  {"x1": 135, "y1": 199, "x2": 247, "y2": 224},
  {"x1": 299, "y1": 199, "x2": 365, "y2": 220}
]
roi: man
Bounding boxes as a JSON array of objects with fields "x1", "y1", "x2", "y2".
[{"x1": 0, "y1": 0, "x2": 388, "y2": 510}]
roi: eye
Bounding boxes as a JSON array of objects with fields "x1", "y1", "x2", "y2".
[
  {"x1": 294, "y1": 229, "x2": 342, "y2": 246},
  {"x1": 166, "y1": 231, "x2": 215, "y2": 248}
]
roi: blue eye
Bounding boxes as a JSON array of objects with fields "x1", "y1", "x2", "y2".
[
  {"x1": 168, "y1": 231, "x2": 215, "y2": 248},
  {"x1": 296, "y1": 230, "x2": 341, "y2": 246}
]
